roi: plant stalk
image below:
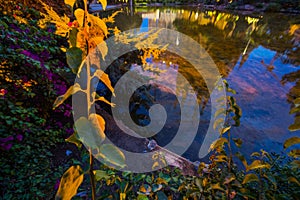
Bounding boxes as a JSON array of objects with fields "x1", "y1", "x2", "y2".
[{"x1": 89, "y1": 150, "x2": 96, "y2": 200}]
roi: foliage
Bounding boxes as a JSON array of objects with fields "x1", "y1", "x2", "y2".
[
  {"x1": 0, "y1": 3, "x2": 75, "y2": 199},
  {"x1": 1, "y1": 0, "x2": 299, "y2": 199},
  {"x1": 265, "y1": 2, "x2": 281, "y2": 12}
]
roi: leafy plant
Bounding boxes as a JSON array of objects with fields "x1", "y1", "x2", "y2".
[{"x1": 0, "y1": 4, "x2": 76, "y2": 198}]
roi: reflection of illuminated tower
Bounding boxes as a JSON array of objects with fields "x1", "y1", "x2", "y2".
[{"x1": 141, "y1": 9, "x2": 177, "y2": 29}]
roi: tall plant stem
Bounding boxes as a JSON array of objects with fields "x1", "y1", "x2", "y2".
[{"x1": 89, "y1": 150, "x2": 96, "y2": 200}]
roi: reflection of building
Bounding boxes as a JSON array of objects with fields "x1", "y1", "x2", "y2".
[{"x1": 141, "y1": 9, "x2": 177, "y2": 29}]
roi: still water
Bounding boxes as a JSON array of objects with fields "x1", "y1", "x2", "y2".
[{"x1": 109, "y1": 7, "x2": 300, "y2": 161}]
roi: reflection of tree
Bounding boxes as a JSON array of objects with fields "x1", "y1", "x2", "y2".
[
  {"x1": 251, "y1": 14, "x2": 299, "y2": 65},
  {"x1": 173, "y1": 17, "x2": 245, "y2": 77},
  {"x1": 173, "y1": 10, "x2": 300, "y2": 73},
  {"x1": 114, "y1": 12, "x2": 142, "y2": 31},
  {"x1": 282, "y1": 69, "x2": 300, "y2": 131}
]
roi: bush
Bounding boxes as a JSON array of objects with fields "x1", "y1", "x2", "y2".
[
  {"x1": 0, "y1": 4, "x2": 74, "y2": 199},
  {"x1": 265, "y1": 2, "x2": 281, "y2": 12}
]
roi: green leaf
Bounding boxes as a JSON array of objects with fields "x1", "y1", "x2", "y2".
[
  {"x1": 65, "y1": 132, "x2": 82, "y2": 148},
  {"x1": 137, "y1": 194, "x2": 149, "y2": 200},
  {"x1": 53, "y1": 83, "x2": 82, "y2": 109},
  {"x1": 55, "y1": 165, "x2": 84, "y2": 200},
  {"x1": 69, "y1": 28, "x2": 79, "y2": 48},
  {"x1": 0, "y1": 20, "x2": 8, "y2": 29},
  {"x1": 66, "y1": 47, "x2": 83, "y2": 74},
  {"x1": 284, "y1": 137, "x2": 300, "y2": 149},
  {"x1": 263, "y1": 174, "x2": 277, "y2": 190},
  {"x1": 94, "y1": 170, "x2": 110, "y2": 181},
  {"x1": 209, "y1": 137, "x2": 228, "y2": 151},
  {"x1": 242, "y1": 173, "x2": 259, "y2": 184},
  {"x1": 156, "y1": 191, "x2": 168, "y2": 200},
  {"x1": 98, "y1": 144, "x2": 126, "y2": 168},
  {"x1": 246, "y1": 160, "x2": 270, "y2": 172},
  {"x1": 75, "y1": 117, "x2": 105, "y2": 149}
]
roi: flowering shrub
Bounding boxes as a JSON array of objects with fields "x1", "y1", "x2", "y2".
[{"x1": 0, "y1": 3, "x2": 75, "y2": 199}]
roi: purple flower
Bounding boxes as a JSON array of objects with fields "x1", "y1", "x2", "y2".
[
  {"x1": 56, "y1": 122, "x2": 63, "y2": 128},
  {"x1": 16, "y1": 134, "x2": 23, "y2": 142},
  {"x1": 0, "y1": 135, "x2": 14, "y2": 143},
  {"x1": 64, "y1": 110, "x2": 71, "y2": 117},
  {"x1": 20, "y1": 50, "x2": 41, "y2": 61},
  {"x1": 54, "y1": 179, "x2": 60, "y2": 190},
  {"x1": 0, "y1": 143, "x2": 13, "y2": 151},
  {"x1": 66, "y1": 128, "x2": 74, "y2": 135}
]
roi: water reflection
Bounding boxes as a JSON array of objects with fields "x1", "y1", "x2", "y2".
[{"x1": 105, "y1": 7, "x2": 300, "y2": 160}]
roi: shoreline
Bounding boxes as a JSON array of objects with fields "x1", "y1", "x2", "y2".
[{"x1": 90, "y1": 2, "x2": 300, "y2": 15}]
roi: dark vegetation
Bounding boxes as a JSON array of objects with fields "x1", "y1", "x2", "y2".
[{"x1": 0, "y1": 0, "x2": 299, "y2": 199}]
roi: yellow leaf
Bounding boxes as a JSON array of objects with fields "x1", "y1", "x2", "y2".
[
  {"x1": 75, "y1": 117, "x2": 106, "y2": 149},
  {"x1": 156, "y1": 177, "x2": 168, "y2": 185},
  {"x1": 55, "y1": 165, "x2": 84, "y2": 200},
  {"x1": 53, "y1": 83, "x2": 82, "y2": 109},
  {"x1": 288, "y1": 176, "x2": 300, "y2": 186},
  {"x1": 211, "y1": 183, "x2": 224, "y2": 191},
  {"x1": 74, "y1": 9, "x2": 85, "y2": 27},
  {"x1": 94, "y1": 95, "x2": 116, "y2": 107},
  {"x1": 65, "y1": 133, "x2": 82, "y2": 148},
  {"x1": 284, "y1": 136, "x2": 300, "y2": 149},
  {"x1": 152, "y1": 161, "x2": 160, "y2": 170},
  {"x1": 38, "y1": 0, "x2": 70, "y2": 36},
  {"x1": 96, "y1": 41, "x2": 108, "y2": 60},
  {"x1": 213, "y1": 117, "x2": 224, "y2": 130},
  {"x1": 242, "y1": 173, "x2": 259, "y2": 184},
  {"x1": 98, "y1": 0, "x2": 107, "y2": 10},
  {"x1": 89, "y1": 14, "x2": 108, "y2": 36},
  {"x1": 120, "y1": 193, "x2": 126, "y2": 200},
  {"x1": 246, "y1": 160, "x2": 270, "y2": 172},
  {"x1": 221, "y1": 126, "x2": 231, "y2": 134},
  {"x1": 89, "y1": 113, "x2": 105, "y2": 132},
  {"x1": 103, "y1": 11, "x2": 122, "y2": 23},
  {"x1": 209, "y1": 137, "x2": 228, "y2": 151},
  {"x1": 289, "y1": 149, "x2": 300, "y2": 158},
  {"x1": 93, "y1": 70, "x2": 115, "y2": 96},
  {"x1": 214, "y1": 155, "x2": 227, "y2": 162},
  {"x1": 64, "y1": 0, "x2": 76, "y2": 8}
]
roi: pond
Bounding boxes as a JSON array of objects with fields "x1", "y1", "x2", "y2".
[{"x1": 102, "y1": 6, "x2": 300, "y2": 162}]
